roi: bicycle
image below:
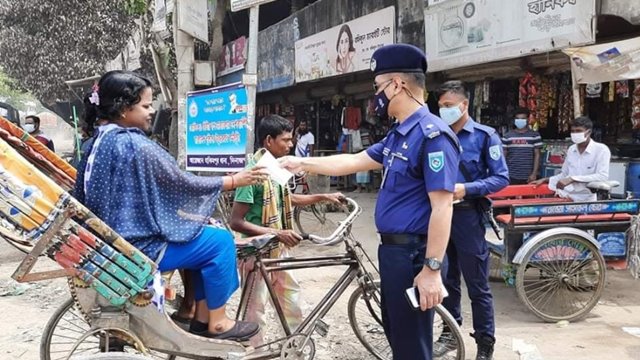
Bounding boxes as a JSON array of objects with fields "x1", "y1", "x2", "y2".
[
  {"x1": 40, "y1": 198, "x2": 465, "y2": 360},
  {"x1": 233, "y1": 197, "x2": 465, "y2": 360}
]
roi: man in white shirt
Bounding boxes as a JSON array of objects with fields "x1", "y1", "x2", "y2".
[
  {"x1": 294, "y1": 121, "x2": 315, "y2": 157},
  {"x1": 532, "y1": 116, "x2": 610, "y2": 202}
]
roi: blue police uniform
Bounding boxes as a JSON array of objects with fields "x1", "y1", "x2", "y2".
[
  {"x1": 441, "y1": 117, "x2": 509, "y2": 343},
  {"x1": 366, "y1": 43, "x2": 461, "y2": 360}
]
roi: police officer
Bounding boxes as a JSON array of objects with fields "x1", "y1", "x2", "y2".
[
  {"x1": 434, "y1": 80, "x2": 509, "y2": 360},
  {"x1": 280, "y1": 44, "x2": 460, "y2": 359}
]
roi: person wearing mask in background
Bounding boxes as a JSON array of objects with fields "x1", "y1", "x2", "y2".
[
  {"x1": 294, "y1": 120, "x2": 314, "y2": 158},
  {"x1": 531, "y1": 116, "x2": 610, "y2": 202},
  {"x1": 501, "y1": 107, "x2": 543, "y2": 184},
  {"x1": 280, "y1": 44, "x2": 460, "y2": 360},
  {"x1": 434, "y1": 80, "x2": 509, "y2": 360},
  {"x1": 24, "y1": 115, "x2": 55, "y2": 152}
]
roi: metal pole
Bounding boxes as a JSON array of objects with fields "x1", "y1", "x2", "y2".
[
  {"x1": 571, "y1": 67, "x2": 582, "y2": 118},
  {"x1": 243, "y1": 6, "x2": 260, "y2": 156},
  {"x1": 175, "y1": 0, "x2": 194, "y2": 169}
]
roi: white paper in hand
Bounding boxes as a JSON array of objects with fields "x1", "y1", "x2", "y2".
[{"x1": 255, "y1": 150, "x2": 294, "y2": 186}]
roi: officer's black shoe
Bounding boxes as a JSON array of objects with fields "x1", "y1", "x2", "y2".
[
  {"x1": 433, "y1": 328, "x2": 457, "y2": 357},
  {"x1": 472, "y1": 332, "x2": 495, "y2": 360}
]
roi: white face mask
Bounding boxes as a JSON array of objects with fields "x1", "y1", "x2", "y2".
[
  {"x1": 23, "y1": 124, "x2": 36, "y2": 133},
  {"x1": 439, "y1": 103, "x2": 465, "y2": 125},
  {"x1": 570, "y1": 131, "x2": 589, "y2": 144}
]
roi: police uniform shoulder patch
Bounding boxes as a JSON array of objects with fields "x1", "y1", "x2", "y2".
[
  {"x1": 489, "y1": 144, "x2": 501, "y2": 161},
  {"x1": 427, "y1": 131, "x2": 441, "y2": 139},
  {"x1": 428, "y1": 151, "x2": 444, "y2": 172}
]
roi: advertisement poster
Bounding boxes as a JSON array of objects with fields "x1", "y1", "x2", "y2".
[
  {"x1": 185, "y1": 83, "x2": 248, "y2": 172},
  {"x1": 294, "y1": 6, "x2": 395, "y2": 82},
  {"x1": 424, "y1": 0, "x2": 596, "y2": 72},
  {"x1": 218, "y1": 36, "x2": 248, "y2": 77}
]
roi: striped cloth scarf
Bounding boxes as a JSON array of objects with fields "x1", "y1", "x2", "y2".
[{"x1": 256, "y1": 148, "x2": 293, "y2": 231}]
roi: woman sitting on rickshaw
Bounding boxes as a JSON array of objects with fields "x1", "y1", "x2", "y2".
[{"x1": 74, "y1": 70, "x2": 266, "y2": 341}]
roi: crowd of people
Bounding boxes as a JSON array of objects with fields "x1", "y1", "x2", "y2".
[{"x1": 65, "y1": 40, "x2": 611, "y2": 360}]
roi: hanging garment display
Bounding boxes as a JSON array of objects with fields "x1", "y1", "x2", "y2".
[
  {"x1": 557, "y1": 74, "x2": 574, "y2": 133},
  {"x1": 616, "y1": 80, "x2": 630, "y2": 98},
  {"x1": 535, "y1": 76, "x2": 558, "y2": 129},
  {"x1": 519, "y1": 72, "x2": 538, "y2": 126},
  {"x1": 632, "y1": 80, "x2": 640, "y2": 130}
]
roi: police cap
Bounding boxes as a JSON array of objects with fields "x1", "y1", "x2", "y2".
[{"x1": 370, "y1": 44, "x2": 428, "y2": 76}]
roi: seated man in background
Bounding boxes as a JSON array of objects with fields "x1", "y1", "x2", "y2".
[{"x1": 532, "y1": 116, "x2": 610, "y2": 202}]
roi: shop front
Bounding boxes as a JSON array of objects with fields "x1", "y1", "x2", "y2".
[
  {"x1": 254, "y1": 5, "x2": 397, "y2": 190},
  {"x1": 422, "y1": 0, "x2": 640, "y2": 198}
]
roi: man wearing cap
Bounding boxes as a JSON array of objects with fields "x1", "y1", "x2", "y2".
[
  {"x1": 435, "y1": 80, "x2": 509, "y2": 360},
  {"x1": 280, "y1": 44, "x2": 460, "y2": 359}
]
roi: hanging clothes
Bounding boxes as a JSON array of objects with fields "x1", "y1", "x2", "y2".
[{"x1": 344, "y1": 107, "x2": 362, "y2": 130}]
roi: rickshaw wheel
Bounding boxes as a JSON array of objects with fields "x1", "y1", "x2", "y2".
[
  {"x1": 515, "y1": 233, "x2": 606, "y2": 322},
  {"x1": 41, "y1": 298, "x2": 176, "y2": 360}
]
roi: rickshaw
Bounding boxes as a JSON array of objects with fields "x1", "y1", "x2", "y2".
[
  {"x1": 0, "y1": 116, "x2": 466, "y2": 360},
  {"x1": 487, "y1": 183, "x2": 639, "y2": 322}
]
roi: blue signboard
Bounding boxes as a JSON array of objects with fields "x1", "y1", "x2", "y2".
[
  {"x1": 513, "y1": 200, "x2": 640, "y2": 218},
  {"x1": 185, "y1": 83, "x2": 248, "y2": 172}
]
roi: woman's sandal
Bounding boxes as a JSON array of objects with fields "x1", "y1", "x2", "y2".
[{"x1": 203, "y1": 321, "x2": 260, "y2": 342}]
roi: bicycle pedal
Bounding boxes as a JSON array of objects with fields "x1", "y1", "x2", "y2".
[{"x1": 314, "y1": 319, "x2": 330, "y2": 337}]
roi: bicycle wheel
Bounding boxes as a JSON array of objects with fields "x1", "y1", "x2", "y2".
[
  {"x1": 41, "y1": 298, "x2": 175, "y2": 360},
  {"x1": 293, "y1": 203, "x2": 346, "y2": 238},
  {"x1": 515, "y1": 233, "x2": 606, "y2": 322},
  {"x1": 347, "y1": 281, "x2": 465, "y2": 360}
]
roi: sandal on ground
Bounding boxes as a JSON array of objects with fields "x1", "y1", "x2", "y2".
[{"x1": 203, "y1": 321, "x2": 260, "y2": 342}]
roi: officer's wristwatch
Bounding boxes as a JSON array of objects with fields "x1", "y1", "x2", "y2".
[{"x1": 424, "y1": 257, "x2": 442, "y2": 271}]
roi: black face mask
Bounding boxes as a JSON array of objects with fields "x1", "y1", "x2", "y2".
[{"x1": 299, "y1": 128, "x2": 309, "y2": 135}]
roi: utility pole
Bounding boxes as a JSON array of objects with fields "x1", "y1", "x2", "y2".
[
  {"x1": 174, "y1": 0, "x2": 194, "y2": 169},
  {"x1": 243, "y1": 6, "x2": 259, "y2": 156}
]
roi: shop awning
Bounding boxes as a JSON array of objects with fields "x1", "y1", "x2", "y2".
[{"x1": 563, "y1": 36, "x2": 640, "y2": 84}]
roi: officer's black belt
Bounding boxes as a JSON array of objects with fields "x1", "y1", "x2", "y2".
[
  {"x1": 453, "y1": 200, "x2": 477, "y2": 210},
  {"x1": 379, "y1": 233, "x2": 424, "y2": 245}
]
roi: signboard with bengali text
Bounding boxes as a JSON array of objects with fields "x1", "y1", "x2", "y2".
[
  {"x1": 185, "y1": 83, "x2": 249, "y2": 172},
  {"x1": 424, "y1": 0, "x2": 596, "y2": 71}
]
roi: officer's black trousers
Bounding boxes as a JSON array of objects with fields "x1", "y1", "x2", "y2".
[
  {"x1": 442, "y1": 208, "x2": 496, "y2": 338},
  {"x1": 379, "y1": 240, "x2": 435, "y2": 359}
]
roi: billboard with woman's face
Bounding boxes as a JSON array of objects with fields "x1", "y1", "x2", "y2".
[{"x1": 294, "y1": 6, "x2": 395, "y2": 82}]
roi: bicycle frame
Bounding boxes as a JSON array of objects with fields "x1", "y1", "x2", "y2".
[{"x1": 235, "y1": 236, "x2": 380, "y2": 347}]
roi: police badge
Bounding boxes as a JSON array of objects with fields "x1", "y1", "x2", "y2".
[{"x1": 489, "y1": 145, "x2": 501, "y2": 161}]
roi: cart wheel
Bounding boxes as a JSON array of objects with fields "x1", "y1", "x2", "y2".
[
  {"x1": 515, "y1": 233, "x2": 606, "y2": 322},
  {"x1": 41, "y1": 298, "x2": 175, "y2": 360}
]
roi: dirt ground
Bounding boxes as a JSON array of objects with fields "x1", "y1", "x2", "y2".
[{"x1": 1, "y1": 193, "x2": 639, "y2": 360}]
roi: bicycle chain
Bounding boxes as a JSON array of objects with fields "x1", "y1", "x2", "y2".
[{"x1": 66, "y1": 276, "x2": 92, "y2": 323}]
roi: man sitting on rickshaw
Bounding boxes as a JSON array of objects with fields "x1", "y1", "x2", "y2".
[{"x1": 532, "y1": 116, "x2": 611, "y2": 202}]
